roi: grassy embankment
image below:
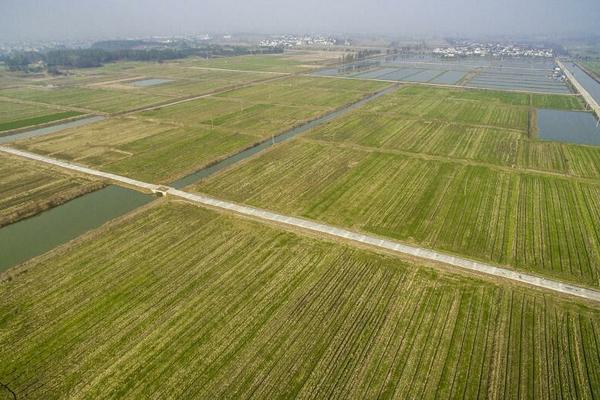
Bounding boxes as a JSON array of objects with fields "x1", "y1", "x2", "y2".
[{"x1": 0, "y1": 153, "x2": 104, "y2": 227}]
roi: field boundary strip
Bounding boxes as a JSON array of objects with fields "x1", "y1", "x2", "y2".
[
  {"x1": 185, "y1": 66, "x2": 291, "y2": 75},
  {"x1": 2, "y1": 145, "x2": 600, "y2": 304}
]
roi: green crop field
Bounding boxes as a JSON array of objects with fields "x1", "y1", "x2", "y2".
[
  {"x1": 217, "y1": 76, "x2": 391, "y2": 107},
  {"x1": 0, "y1": 86, "x2": 171, "y2": 113},
  {"x1": 1, "y1": 201, "x2": 599, "y2": 399},
  {"x1": 296, "y1": 85, "x2": 600, "y2": 179},
  {"x1": 91, "y1": 68, "x2": 278, "y2": 97},
  {"x1": 309, "y1": 111, "x2": 524, "y2": 166},
  {"x1": 14, "y1": 77, "x2": 389, "y2": 183},
  {"x1": 139, "y1": 77, "x2": 387, "y2": 135},
  {"x1": 0, "y1": 68, "x2": 276, "y2": 114},
  {"x1": 0, "y1": 153, "x2": 103, "y2": 227},
  {"x1": 361, "y1": 86, "x2": 583, "y2": 129},
  {"x1": 195, "y1": 139, "x2": 600, "y2": 289},
  {"x1": 0, "y1": 99, "x2": 82, "y2": 132},
  {"x1": 179, "y1": 53, "x2": 318, "y2": 73},
  {"x1": 11, "y1": 117, "x2": 256, "y2": 183}
]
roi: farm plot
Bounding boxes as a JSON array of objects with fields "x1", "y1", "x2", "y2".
[
  {"x1": 0, "y1": 152, "x2": 103, "y2": 227},
  {"x1": 179, "y1": 53, "x2": 317, "y2": 73},
  {"x1": 0, "y1": 99, "x2": 82, "y2": 133},
  {"x1": 141, "y1": 98, "x2": 324, "y2": 138},
  {"x1": 310, "y1": 111, "x2": 523, "y2": 166},
  {"x1": 95, "y1": 68, "x2": 276, "y2": 98},
  {"x1": 11, "y1": 117, "x2": 257, "y2": 183},
  {"x1": 308, "y1": 85, "x2": 599, "y2": 178},
  {"x1": 360, "y1": 86, "x2": 532, "y2": 131},
  {"x1": 1, "y1": 201, "x2": 599, "y2": 399},
  {"x1": 518, "y1": 141, "x2": 600, "y2": 179},
  {"x1": 10, "y1": 60, "x2": 276, "y2": 90},
  {"x1": 138, "y1": 77, "x2": 388, "y2": 138},
  {"x1": 215, "y1": 76, "x2": 389, "y2": 108},
  {"x1": 0, "y1": 86, "x2": 171, "y2": 114},
  {"x1": 195, "y1": 140, "x2": 600, "y2": 289},
  {"x1": 12, "y1": 77, "x2": 388, "y2": 183}
]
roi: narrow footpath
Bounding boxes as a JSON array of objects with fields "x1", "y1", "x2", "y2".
[{"x1": 2, "y1": 145, "x2": 600, "y2": 304}]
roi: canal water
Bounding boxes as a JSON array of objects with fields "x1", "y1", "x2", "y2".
[
  {"x1": 170, "y1": 85, "x2": 398, "y2": 188},
  {"x1": 563, "y1": 62, "x2": 600, "y2": 105},
  {"x1": 0, "y1": 186, "x2": 152, "y2": 272},
  {"x1": 0, "y1": 116, "x2": 106, "y2": 144},
  {"x1": 537, "y1": 109, "x2": 600, "y2": 146},
  {"x1": 0, "y1": 86, "x2": 397, "y2": 272}
]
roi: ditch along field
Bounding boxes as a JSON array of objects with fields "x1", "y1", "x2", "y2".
[
  {"x1": 12, "y1": 77, "x2": 389, "y2": 183},
  {"x1": 1, "y1": 201, "x2": 599, "y2": 399},
  {"x1": 582, "y1": 61, "x2": 600, "y2": 80},
  {"x1": 0, "y1": 99, "x2": 82, "y2": 133},
  {"x1": 195, "y1": 140, "x2": 600, "y2": 289},
  {"x1": 0, "y1": 152, "x2": 103, "y2": 227}
]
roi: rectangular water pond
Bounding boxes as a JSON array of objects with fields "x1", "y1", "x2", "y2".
[
  {"x1": 376, "y1": 68, "x2": 426, "y2": 81},
  {"x1": 351, "y1": 68, "x2": 401, "y2": 80},
  {"x1": 429, "y1": 70, "x2": 467, "y2": 85},
  {"x1": 403, "y1": 69, "x2": 446, "y2": 83},
  {"x1": 130, "y1": 79, "x2": 173, "y2": 87},
  {"x1": 537, "y1": 109, "x2": 600, "y2": 146}
]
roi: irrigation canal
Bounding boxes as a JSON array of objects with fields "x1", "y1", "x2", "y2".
[
  {"x1": 3, "y1": 145, "x2": 600, "y2": 304},
  {"x1": 0, "y1": 86, "x2": 398, "y2": 272}
]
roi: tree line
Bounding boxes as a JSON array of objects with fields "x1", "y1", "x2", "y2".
[
  {"x1": 339, "y1": 49, "x2": 381, "y2": 64},
  {"x1": 3, "y1": 45, "x2": 284, "y2": 73}
]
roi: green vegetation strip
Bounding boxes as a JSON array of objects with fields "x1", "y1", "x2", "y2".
[
  {"x1": 1, "y1": 202, "x2": 599, "y2": 398},
  {"x1": 0, "y1": 111, "x2": 82, "y2": 132}
]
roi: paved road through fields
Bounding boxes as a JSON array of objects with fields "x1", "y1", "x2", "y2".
[{"x1": 2, "y1": 145, "x2": 600, "y2": 304}]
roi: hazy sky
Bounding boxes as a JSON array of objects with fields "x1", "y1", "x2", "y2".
[{"x1": 1, "y1": 0, "x2": 599, "y2": 41}]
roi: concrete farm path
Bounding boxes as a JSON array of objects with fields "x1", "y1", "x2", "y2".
[
  {"x1": 2, "y1": 145, "x2": 600, "y2": 304},
  {"x1": 557, "y1": 59, "x2": 600, "y2": 118}
]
